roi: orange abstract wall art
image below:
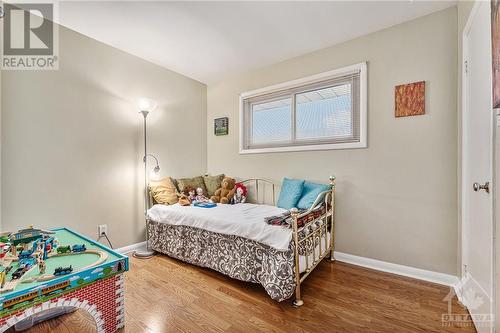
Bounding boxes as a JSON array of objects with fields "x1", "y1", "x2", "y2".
[{"x1": 395, "y1": 81, "x2": 425, "y2": 117}]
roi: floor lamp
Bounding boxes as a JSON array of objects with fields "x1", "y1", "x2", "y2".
[{"x1": 133, "y1": 98, "x2": 160, "y2": 259}]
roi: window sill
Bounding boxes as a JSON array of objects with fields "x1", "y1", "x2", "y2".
[{"x1": 239, "y1": 141, "x2": 367, "y2": 154}]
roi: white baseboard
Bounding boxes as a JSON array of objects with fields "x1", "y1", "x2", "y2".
[
  {"x1": 115, "y1": 241, "x2": 146, "y2": 254},
  {"x1": 334, "y1": 251, "x2": 460, "y2": 288},
  {"x1": 116, "y1": 244, "x2": 461, "y2": 294}
]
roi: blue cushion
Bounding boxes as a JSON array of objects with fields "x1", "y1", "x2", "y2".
[
  {"x1": 297, "y1": 181, "x2": 331, "y2": 209},
  {"x1": 277, "y1": 178, "x2": 305, "y2": 209}
]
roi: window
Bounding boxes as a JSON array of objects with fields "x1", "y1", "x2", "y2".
[{"x1": 239, "y1": 62, "x2": 367, "y2": 154}]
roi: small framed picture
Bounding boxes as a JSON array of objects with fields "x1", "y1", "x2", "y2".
[{"x1": 214, "y1": 117, "x2": 229, "y2": 136}]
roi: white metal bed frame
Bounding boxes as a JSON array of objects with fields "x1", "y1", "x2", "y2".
[
  {"x1": 148, "y1": 175, "x2": 336, "y2": 307},
  {"x1": 240, "y1": 176, "x2": 336, "y2": 307}
]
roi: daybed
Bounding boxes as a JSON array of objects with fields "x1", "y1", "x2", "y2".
[{"x1": 146, "y1": 176, "x2": 336, "y2": 306}]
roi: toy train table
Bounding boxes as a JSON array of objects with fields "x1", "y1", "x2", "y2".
[{"x1": 0, "y1": 227, "x2": 128, "y2": 333}]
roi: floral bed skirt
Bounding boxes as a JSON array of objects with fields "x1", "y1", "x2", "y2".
[{"x1": 147, "y1": 220, "x2": 296, "y2": 302}]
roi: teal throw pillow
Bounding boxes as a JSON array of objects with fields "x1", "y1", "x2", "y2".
[
  {"x1": 297, "y1": 181, "x2": 331, "y2": 209},
  {"x1": 277, "y1": 178, "x2": 305, "y2": 209}
]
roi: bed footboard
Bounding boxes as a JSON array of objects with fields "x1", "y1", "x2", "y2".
[{"x1": 290, "y1": 176, "x2": 336, "y2": 307}]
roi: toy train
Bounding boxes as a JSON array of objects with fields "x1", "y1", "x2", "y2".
[
  {"x1": 18, "y1": 248, "x2": 34, "y2": 260},
  {"x1": 19, "y1": 257, "x2": 36, "y2": 268},
  {"x1": 71, "y1": 244, "x2": 86, "y2": 253},
  {"x1": 54, "y1": 265, "x2": 72, "y2": 276},
  {"x1": 56, "y1": 244, "x2": 86, "y2": 255},
  {"x1": 56, "y1": 246, "x2": 71, "y2": 254},
  {"x1": 11, "y1": 264, "x2": 32, "y2": 280}
]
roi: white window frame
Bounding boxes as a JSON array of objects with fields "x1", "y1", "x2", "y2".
[{"x1": 239, "y1": 62, "x2": 367, "y2": 154}]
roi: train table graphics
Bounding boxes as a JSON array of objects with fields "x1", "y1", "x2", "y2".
[{"x1": 0, "y1": 227, "x2": 128, "y2": 333}]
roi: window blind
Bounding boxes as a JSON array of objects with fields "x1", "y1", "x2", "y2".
[{"x1": 242, "y1": 70, "x2": 361, "y2": 151}]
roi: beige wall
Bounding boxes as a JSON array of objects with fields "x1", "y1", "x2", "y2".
[
  {"x1": 207, "y1": 8, "x2": 458, "y2": 274},
  {"x1": 1, "y1": 25, "x2": 207, "y2": 247}
]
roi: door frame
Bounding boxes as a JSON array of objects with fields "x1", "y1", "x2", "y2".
[{"x1": 460, "y1": 0, "x2": 496, "y2": 328}]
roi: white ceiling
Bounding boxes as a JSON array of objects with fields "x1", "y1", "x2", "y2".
[{"x1": 56, "y1": 1, "x2": 457, "y2": 84}]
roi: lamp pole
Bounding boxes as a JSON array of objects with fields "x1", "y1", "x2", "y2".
[
  {"x1": 142, "y1": 110, "x2": 149, "y2": 216},
  {"x1": 133, "y1": 110, "x2": 156, "y2": 259}
]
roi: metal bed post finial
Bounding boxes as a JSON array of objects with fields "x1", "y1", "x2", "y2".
[{"x1": 290, "y1": 208, "x2": 304, "y2": 307}]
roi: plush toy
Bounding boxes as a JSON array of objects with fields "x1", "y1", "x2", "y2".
[
  {"x1": 211, "y1": 177, "x2": 236, "y2": 204},
  {"x1": 178, "y1": 195, "x2": 191, "y2": 206},
  {"x1": 193, "y1": 187, "x2": 210, "y2": 204},
  {"x1": 187, "y1": 188, "x2": 197, "y2": 202},
  {"x1": 230, "y1": 183, "x2": 247, "y2": 204},
  {"x1": 178, "y1": 186, "x2": 195, "y2": 206}
]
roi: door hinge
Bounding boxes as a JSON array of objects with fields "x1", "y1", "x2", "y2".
[{"x1": 465, "y1": 60, "x2": 469, "y2": 74}]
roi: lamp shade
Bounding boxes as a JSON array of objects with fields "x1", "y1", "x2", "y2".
[
  {"x1": 138, "y1": 98, "x2": 158, "y2": 113},
  {"x1": 149, "y1": 165, "x2": 161, "y2": 181}
]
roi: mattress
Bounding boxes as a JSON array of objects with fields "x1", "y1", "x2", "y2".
[{"x1": 147, "y1": 203, "x2": 293, "y2": 251}]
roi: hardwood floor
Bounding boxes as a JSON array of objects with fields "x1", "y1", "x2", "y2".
[{"x1": 8, "y1": 255, "x2": 476, "y2": 333}]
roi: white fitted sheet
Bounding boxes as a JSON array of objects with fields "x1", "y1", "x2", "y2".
[{"x1": 147, "y1": 203, "x2": 292, "y2": 251}]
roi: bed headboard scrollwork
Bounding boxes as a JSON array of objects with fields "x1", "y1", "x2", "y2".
[{"x1": 239, "y1": 178, "x2": 277, "y2": 206}]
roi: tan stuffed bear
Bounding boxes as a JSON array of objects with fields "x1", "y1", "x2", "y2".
[{"x1": 211, "y1": 177, "x2": 236, "y2": 204}]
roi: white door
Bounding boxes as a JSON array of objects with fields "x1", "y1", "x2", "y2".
[{"x1": 462, "y1": 1, "x2": 495, "y2": 332}]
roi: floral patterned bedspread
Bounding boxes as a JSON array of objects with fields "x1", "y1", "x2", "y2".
[{"x1": 147, "y1": 220, "x2": 296, "y2": 302}]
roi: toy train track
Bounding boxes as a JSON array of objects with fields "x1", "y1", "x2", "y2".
[
  {"x1": 0, "y1": 249, "x2": 108, "y2": 291},
  {"x1": 0, "y1": 262, "x2": 39, "y2": 293},
  {"x1": 20, "y1": 250, "x2": 108, "y2": 283}
]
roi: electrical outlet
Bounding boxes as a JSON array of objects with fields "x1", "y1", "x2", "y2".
[{"x1": 98, "y1": 224, "x2": 108, "y2": 236}]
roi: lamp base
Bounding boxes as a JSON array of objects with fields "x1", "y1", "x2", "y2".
[
  {"x1": 132, "y1": 242, "x2": 156, "y2": 259},
  {"x1": 133, "y1": 249, "x2": 156, "y2": 259}
]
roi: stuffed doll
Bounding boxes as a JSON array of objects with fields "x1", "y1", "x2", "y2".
[
  {"x1": 178, "y1": 186, "x2": 195, "y2": 206},
  {"x1": 193, "y1": 187, "x2": 210, "y2": 204},
  {"x1": 231, "y1": 183, "x2": 247, "y2": 204},
  {"x1": 187, "y1": 188, "x2": 197, "y2": 202},
  {"x1": 211, "y1": 177, "x2": 236, "y2": 204}
]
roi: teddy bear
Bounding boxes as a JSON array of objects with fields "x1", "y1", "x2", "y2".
[{"x1": 211, "y1": 177, "x2": 236, "y2": 204}]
